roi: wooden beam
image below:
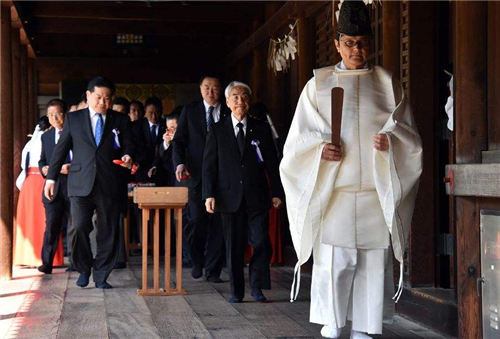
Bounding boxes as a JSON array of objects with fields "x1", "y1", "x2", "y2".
[
  {"x1": 454, "y1": 2, "x2": 488, "y2": 339},
  {"x1": 28, "y1": 1, "x2": 255, "y2": 23},
  {"x1": 20, "y1": 45, "x2": 29, "y2": 136},
  {"x1": 1, "y1": 8, "x2": 14, "y2": 281},
  {"x1": 12, "y1": 2, "x2": 38, "y2": 56},
  {"x1": 28, "y1": 57, "x2": 37, "y2": 128},
  {"x1": 30, "y1": 17, "x2": 237, "y2": 37},
  {"x1": 225, "y1": 2, "x2": 312, "y2": 66},
  {"x1": 445, "y1": 164, "x2": 500, "y2": 197}
]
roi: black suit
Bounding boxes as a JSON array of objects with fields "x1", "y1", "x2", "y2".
[
  {"x1": 152, "y1": 142, "x2": 176, "y2": 187},
  {"x1": 135, "y1": 118, "x2": 166, "y2": 183},
  {"x1": 202, "y1": 116, "x2": 284, "y2": 299},
  {"x1": 47, "y1": 108, "x2": 135, "y2": 283},
  {"x1": 172, "y1": 101, "x2": 229, "y2": 279},
  {"x1": 39, "y1": 128, "x2": 72, "y2": 269}
]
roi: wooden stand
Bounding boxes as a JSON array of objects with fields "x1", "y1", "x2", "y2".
[{"x1": 133, "y1": 187, "x2": 188, "y2": 296}]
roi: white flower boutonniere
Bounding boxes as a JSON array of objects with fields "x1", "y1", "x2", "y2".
[
  {"x1": 251, "y1": 139, "x2": 264, "y2": 163},
  {"x1": 112, "y1": 128, "x2": 121, "y2": 149}
]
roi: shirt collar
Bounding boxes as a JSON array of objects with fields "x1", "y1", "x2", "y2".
[
  {"x1": 339, "y1": 60, "x2": 369, "y2": 70},
  {"x1": 231, "y1": 114, "x2": 247, "y2": 129},
  {"x1": 203, "y1": 101, "x2": 220, "y2": 113},
  {"x1": 148, "y1": 120, "x2": 157, "y2": 128},
  {"x1": 89, "y1": 105, "x2": 106, "y2": 118}
]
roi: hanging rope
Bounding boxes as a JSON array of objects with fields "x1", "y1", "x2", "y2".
[{"x1": 267, "y1": 20, "x2": 299, "y2": 74}]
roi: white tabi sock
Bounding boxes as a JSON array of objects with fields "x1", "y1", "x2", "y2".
[
  {"x1": 320, "y1": 325, "x2": 341, "y2": 338},
  {"x1": 350, "y1": 330, "x2": 373, "y2": 339}
]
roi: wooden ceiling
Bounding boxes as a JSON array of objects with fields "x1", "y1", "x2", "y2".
[{"x1": 14, "y1": 1, "x2": 267, "y2": 86}]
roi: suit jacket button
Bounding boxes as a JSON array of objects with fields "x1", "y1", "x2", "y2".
[
  {"x1": 94, "y1": 163, "x2": 97, "y2": 168},
  {"x1": 240, "y1": 180, "x2": 243, "y2": 184}
]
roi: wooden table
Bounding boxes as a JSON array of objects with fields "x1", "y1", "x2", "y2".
[{"x1": 133, "y1": 187, "x2": 188, "y2": 296}]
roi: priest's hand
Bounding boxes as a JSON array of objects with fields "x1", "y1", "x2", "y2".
[
  {"x1": 373, "y1": 134, "x2": 389, "y2": 151},
  {"x1": 205, "y1": 198, "x2": 216, "y2": 214},
  {"x1": 272, "y1": 197, "x2": 283, "y2": 209},
  {"x1": 322, "y1": 143, "x2": 342, "y2": 161}
]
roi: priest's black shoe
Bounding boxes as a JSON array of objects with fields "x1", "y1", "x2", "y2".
[
  {"x1": 206, "y1": 276, "x2": 224, "y2": 283},
  {"x1": 37, "y1": 265, "x2": 52, "y2": 274},
  {"x1": 251, "y1": 288, "x2": 267, "y2": 302},
  {"x1": 191, "y1": 264, "x2": 202, "y2": 279},
  {"x1": 76, "y1": 273, "x2": 90, "y2": 287},
  {"x1": 95, "y1": 281, "x2": 113, "y2": 289},
  {"x1": 227, "y1": 296, "x2": 243, "y2": 303}
]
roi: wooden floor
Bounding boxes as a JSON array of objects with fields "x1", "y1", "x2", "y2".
[{"x1": 1, "y1": 257, "x2": 452, "y2": 339}]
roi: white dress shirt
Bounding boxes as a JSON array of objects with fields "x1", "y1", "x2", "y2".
[
  {"x1": 203, "y1": 101, "x2": 222, "y2": 123},
  {"x1": 231, "y1": 114, "x2": 247, "y2": 137}
]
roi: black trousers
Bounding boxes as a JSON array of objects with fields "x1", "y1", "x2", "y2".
[
  {"x1": 70, "y1": 184, "x2": 120, "y2": 283},
  {"x1": 185, "y1": 183, "x2": 224, "y2": 279},
  {"x1": 41, "y1": 190, "x2": 71, "y2": 268},
  {"x1": 221, "y1": 199, "x2": 271, "y2": 299}
]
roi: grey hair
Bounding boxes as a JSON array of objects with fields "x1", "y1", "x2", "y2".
[{"x1": 224, "y1": 81, "x2": 252, "y2": 99}]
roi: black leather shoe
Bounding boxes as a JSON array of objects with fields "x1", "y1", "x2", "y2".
[
  {"x1": 95, "y1": 281, "x2": 113, "y2": 289},
  {"x1": 37, "y1": 265, "x2": 52, "y2": 274},
  {"x1": 206, "y1": 276, "x2": 224, "y2": 283},
  {"x1": 227, "y1": 296, "x2": 243, "y2": 303},
  {"x1": 191, "y1": 265, "x2": 202, "y2": 279},
  {"x1": 251, "y1": 288, "x2": 267, "y2": 302},
  {"x1": 76, "y1": 273, "x2": 90, "y2": 287}
]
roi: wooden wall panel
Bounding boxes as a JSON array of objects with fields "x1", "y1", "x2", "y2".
[{"x1": 488, "y1": 1, "x2": 500, "y2": 150}]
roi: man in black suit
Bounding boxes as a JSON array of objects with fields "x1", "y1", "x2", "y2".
[
  {"x1": 203, "y1": 81, "x2": 284, "y2": 303},
  {"x1": 172, "y1": 75, "x2": 229, "y2": 282},
  {"x1": 135, "y1": 97, "x2": 166, "y2": 184},
  {"x1": 44, "y1": 77, "x2": 135, "y2": 289},
  {"x1": 38, "y1": 99, "x2": 72, "y2": 274}
]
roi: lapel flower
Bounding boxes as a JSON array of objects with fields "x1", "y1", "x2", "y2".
[{"x1": 251, "y1": 139, "x2": 264, "y2": 163}]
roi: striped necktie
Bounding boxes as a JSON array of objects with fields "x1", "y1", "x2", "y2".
[{"x1": 206, "y1": 106, "x2": 214, "y2": 131}]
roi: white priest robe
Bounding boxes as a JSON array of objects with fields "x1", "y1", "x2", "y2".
[{"x1": 280, "y1": 62, "x2": 422, "y2": 334}]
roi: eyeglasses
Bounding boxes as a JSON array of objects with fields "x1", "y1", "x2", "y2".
[
  {"x1": 340, "y1": 39, "x2": 371, "y2": 49},
  {"x1": 47, "y1": 112, "x2": 64, "y2": 118}
]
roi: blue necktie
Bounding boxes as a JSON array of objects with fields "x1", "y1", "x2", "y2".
[
  {"x1": 206, "y1": 106, "x2": 214, "y2": 131},
  {"x1": 95, "y1": 114, "x2": 103, "y2": 145}
]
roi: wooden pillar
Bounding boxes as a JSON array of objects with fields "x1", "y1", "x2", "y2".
[
  {"x1": 406, "y1": 0, "x2": 437, "y2": 287},
  {"x1": 20, "y1": 45, "x2": 29, "y2": 134},
  {"x1": 297, "y1": 11, "x2": 313, "y2": 92},
  {"x1": 382, "y1": 1, "x2": 400, "y2": 78},
  {"x1": 454, "y1": 2, "x2": 488, "y2": 339},
  {"x1": 12, "y1": 28, "x2": 22, "y2": 233},
  {"x1": 1, "y1": 6, "x2": 14, "y2": 280},
  {"x1": 488, "y1": 1, "x2": 500, "y2": 150},
  {"x1": 28, "y1": 57, "x2": 36, "y2": 128}
]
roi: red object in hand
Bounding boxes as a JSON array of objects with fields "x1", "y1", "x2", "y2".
[
  {"x1": 113, "y1": 160, "x2": 124, "y2": 165},
  {"x1": 131, "y1": 164, "x2": 138, "y2": 174},
  {"x1": 180, "y1": 174, "x2": 190, "y2": 181}
]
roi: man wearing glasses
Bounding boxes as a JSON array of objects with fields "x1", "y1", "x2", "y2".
[{"x1": 280, "y1": 1, "x2": 422, "y2": 338}]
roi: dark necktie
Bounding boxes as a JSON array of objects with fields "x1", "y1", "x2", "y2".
[
  {"x1": 237, "y1": 122, "x2": 245, "y2": 156},
  {"x1": 95, "y1": 114, "x2": 103, "y2": 145},
  {"x1": 57, "y1": 130, "x2": 62, "y2": 144},
  {"x1": 206, "y1": 106, "x2": 214, "y2": 131},
  {"x1": 151, "y1": 124, "x2": 157, "y2": 143}
]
